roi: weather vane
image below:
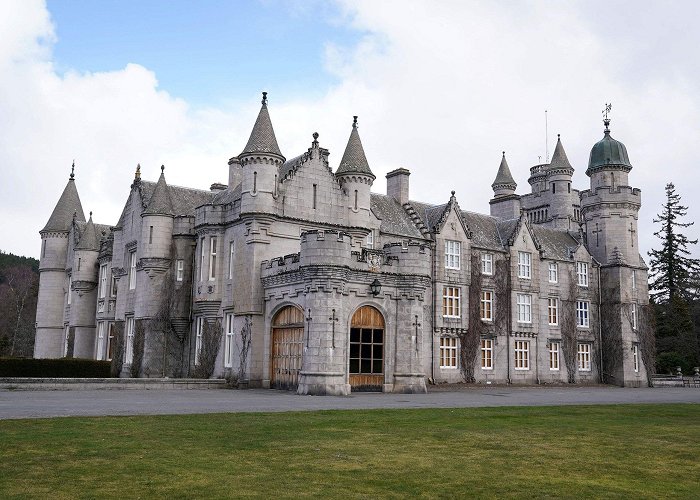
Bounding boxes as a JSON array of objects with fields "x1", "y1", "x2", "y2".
[{"x1": 602, "y1": 103, "x2": 612, "y2": 132}]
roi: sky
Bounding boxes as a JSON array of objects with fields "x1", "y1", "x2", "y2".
[{"x1": 1, "y1": 0, "x2": 699, "y2": 260}]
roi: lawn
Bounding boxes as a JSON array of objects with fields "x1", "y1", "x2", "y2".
[{"x1": 1, "y1": 404, "x2": 698, "y2": 499}]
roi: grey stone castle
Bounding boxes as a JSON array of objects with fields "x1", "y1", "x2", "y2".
[{"x1": 34, "y1": 93, "x2": 649, "y2": 393}]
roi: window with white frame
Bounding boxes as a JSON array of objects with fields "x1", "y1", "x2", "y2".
[
  {"x1": 228, "y1": 241, "x2": 235, "y2": 280},
  {"x1": 577, "y1": 261, "x2": 589, "y2": 287},
  {"x1": 98, "y1": 264, "x2": 108, "y2": 298},
  {"x1": 480, "y1": 291, "x2": 493, "y2": 321},
  {"x1": 199, "y1": 237, "x2": 205, "y2": 281},
  {"x1": 365, "y1": 231, "x2": 374, "y2": 249},
  {"x1": 516, "y1": 293, "x2": 532, "y2": 323},
  {"x1": 440, "y1": 337, "x2": 458, "y2": 368},
  {"x1": 577, "y1": 343, "x2": 591, "y2": 371},
  {"x1": 548, "y1": 298, "x2": 559, "y2": 325},
  {"x1": 128, "y1": 251, "x2": 136, "y2": 290},
  {"x1": 481, "y1": 338, "x2": 493, "y2": 370},
  {"x1": 106, "y1": 323, "x2": 115, "y2": 361},
  {"x1": 224, "y1": 313, "x2": 234, "y2": 368},
  {"x1": 209, "y1": 237, "x2": 217, "y2": 281},
  {"x1": 445, "y1": 240, "x2": 461, "y2": 270},
  {"x1": 96, "y1": 322, "x2": 105, "y2": 360},
  {"x1": 549, "y1": 341, "x2": 560, "y2": 370},
  {"x1": 176, "y1": 259, "x2": 184, "y2": 281},
  {"x1": 631, "y1": 303, "x2": 638, "y2": 330},
  {"x1": 64, "y1": 325, "x2": 70, "y2": 356},
  {"x1": 194, "y1": 317, "x2": 204, "y2": 365},
  {"x1": 632, "y1": 270, "x2": 637, "y2": 290},
  {"x1": 67, "y1": 275, "x2": 72, "y2": 305},
  {"x1": 632, "y1": 344, "x2": 639, "y2": 372},
  {"x1": 481, "y1": 253, "x2": 493, "y2": 275},
  {"x1": 125, "y1": 317, "x2": 135, "y2": 364},
  {"x1": 110, "y1": 274, "x2": 117, "y2": 297},
  {"x1": 576, "y1": 301, "x2": 590, "y2": 328},
  {"x1": 442, "y1": 286, "x2": 461, "y2": 318},
  {"x1": 548, "y1": 262, "x2": 558, "y2": 283},
  {"x1": 514, "y1": 340, "x2": 530, "y2": 370},
  {"x1": 517, "y1": 251, "x2": 531, "y2": 279}
]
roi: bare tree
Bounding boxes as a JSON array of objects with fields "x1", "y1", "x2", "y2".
[
  {"x1": 130, "y1": 320, "x2": 145, "y2": 378},
  {"x1": 459, "y1": 252, "x2": 483, "y2": 382},
  {"x1": 1, "y1": 266, "x2": 38, "y2": 357},
  {"x1": 193, "y1": 318, "x2": 222, "y2": 379},
  {"x1": 560, "y1": 270, "x2": 578, "y2": 383},
  {"x1": 110, "y1": 321, "x2": 124, "y2": 377},
  {"x1": 229, "y1": 315, "x2": 253, "y2": 387},
  {"x1": 600, "y1": 288, "x2": 624, "y2": 384}
]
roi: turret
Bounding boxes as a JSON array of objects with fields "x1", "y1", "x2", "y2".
[
  {"x1": 70, "y1": 212, "x2": 100, "y2": 358},
  {"x1": 239, "y1": 92, "x2": 285, "y2": 214},
  {"x1": 141, "y1": 166, "x2": 174, "y2": 261},
  {"x1": 335, "y1": 116, "x2": 375, "y2": 227},
  {"x1": 35, "y1": 163, "x2": 86, "y2": 358},
  {"x1": 546, "y1": 135, "x2": 576, "y2": 228},
  {"x1": 489, "y1": 152, "x2": 521, "y2": 219}
]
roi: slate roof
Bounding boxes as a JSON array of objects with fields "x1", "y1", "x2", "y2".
[
  {"x1": 531, "y1": 225, "x2": 580, "y2": 260},
  {"x1": 492, "y1": 153, "x2": 517, "y2": 188},
  {"x1": 140, "y1": 181, "x2": 213, "y2": 216},
  {"x1": 143, "y1": 171, "x2": 174, "y2": 216},
  {"x1": 336, "y1": 118, "x2": 374, "y2": 177},
  {"x1": 241, "y1": 98, "x2": 284, "y2": 158},
  {"x1": 280, "y1": 153, "x2": 305, "y2": 180},
  {"x1": 370, "y1": 194, "x2": 424, "y2": 239},
  {"x1": 462, "y1": 211, "x2": 503, "y2": 251},
  {"x1": 74, "y1": 220, "x2": 111, "y2": 251},
  {"x1": 495, "y1": 219, "x2": 520, "y2": 246},
  {"x1": 549, "y1": 136, "x2": 573, "y2": 171},
  {"x1": 42, "y1": 178, "x2": 85, "y2": 232}
]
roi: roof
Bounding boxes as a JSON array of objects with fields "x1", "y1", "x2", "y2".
[
  {"x1": 370, "y1": 194, "x2": 424, "y2": 239},
  {"x1": 462, "y1": 211, "x2": 503, "y2": 251},
  {"x1": 492, "y1": 153, "x2": 517, "y2": 188},
  {"x1": 211, "y1": 183, "x2": 241, "y2": 206},
  {"x1": 549, "y1": 136, "x2": 573, "y2": 171},
  {"x1": 74, "y1": 220, "x2": 111, "y2": 251},
  {"x1": 42, "y1": 178, "x2": 85, "y2": 232},
  {"x1": 143, "y1": 171, "x2": 174, "y2": 216},
  {"x1": 530, "y1": 225, "x2": 580, "y2": 260},
  {"x1": 241, "y1": 96, "x2": 284, "y2": 158},
  {"x1": 140, "y1": 181, "x2": 213, "y2": 217},
  {"x1": 336, "y1": 118, "x2": 374, "y2": 178},
  {"x1": 587, "y1": 120, "x2": 632, "y2": 173}
]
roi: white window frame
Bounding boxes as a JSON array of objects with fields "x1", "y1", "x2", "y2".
[
  {"x1": 481, "y1": 253, "x2": 493, "y2": 275},
  {"x1": 631, "y1": 303, "x2": 638, "y2": 330},
  {"x1": 517, "y1": 251, "x2": 531, "y2": 279},
  {"x1": 548, "y1": 262, "x2": 558, "y2": 283},
  {"x1": 67, "y1": 275, "x2": 72, "y2": 305},
  {"x1": 228, "y1": 241, "x2": 235, "y2": 280},
  {"x1": 194, "y1": 317, "x2": 204, "y2": 366},
  {"x1": 176, "y1": 259, "x2": 184, "y2": 282},
  {"x1": 549, "y1": 341, "x2": 560, "y2": 371},
  {"x1": 106, "y1": 323, "x2": 115, "y2": 361},
  {"x1": 577, "y1": 261, "x2": 589, "y2": 287},
  {"x1": 481, "y1": 338, "x2": 493, "y2": 370},
  {"x1": 444, "y1": 240, "x2": 461, "y2": 270},
  {"x1": 64, "y1": 325, "x2": 70, "y2": 357},
  {"x1": 632, "y1": 270, "x2": 637, "y2": 290},
  {"x1": 98, "y1": 264, "x2": 108, "y2": 299},
  {"x1": 125, "y1": 316, "x2": 135, "y2": 364},
  {"x1": 480, "y1": 290, "x2": 493, "y2": 321},
  {"x1": 199, "y1": 237, "x2": 205, "y2": 282},
  {"x1": 576, "y1": 301, "x2": 590, "y2": 328},
  {"x1": 632, "y1": 344, "x2": 639, "y2": 373},
  {"x1": 514, "y1": 340, "x2": 530, "y2": 370},
  {"x1": 577, "y1": 343, "x2": 591, "y2": 371},
  {"x1": 96, "y1": 322, "x2": 105, "y2": 360},
  {"x1": 365, "y1": 231, "x2": 374, "y2": 249},
  {"x1": 225, "y1": 313, "x2": 234, "y2": 368},
  {"x1": 110, "y1": 274, "x2": 117, "y2": 297},
  {"x1": 516, "y1": 293, "x2": 532, "y2": 323},
  {"x1": 209, "y1": 236, "x2": 217, "y2": 281},
  {"x1": 439, "y1": 337, "x2": 458, "y2": 368},
  {"x1": 442, "y1": 286, "x2": 461, "y2": 318},
  {"x1": 128, "y1": 251, "x2": 136, "y2": 290},
  {"x1": 548, "y1": 298, "x2": 559, "y2": 326}
]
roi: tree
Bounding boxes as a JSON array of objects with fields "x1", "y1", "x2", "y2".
[{"x1": 0, "y1": 265, "x2": 39, "y2": 357}]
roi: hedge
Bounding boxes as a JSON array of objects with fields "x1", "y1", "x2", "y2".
[{"x1": 0, "y1": 358, "x2": 112, "y2": 378}]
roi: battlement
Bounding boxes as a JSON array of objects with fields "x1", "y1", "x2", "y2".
[
  {"x1": 261, "y1": 253, "x2": 301, "y2": 278},
  {"x1": 580, "y1": 185, "x2": 641, "y2": 205}
]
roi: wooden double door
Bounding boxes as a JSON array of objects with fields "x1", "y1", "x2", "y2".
[{"x1": 270, "y1": 306, "x2": 304, "y2": 390}]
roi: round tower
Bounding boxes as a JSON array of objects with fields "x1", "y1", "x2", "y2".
[
  {"x1": 239, "y1": 92, "x2": 285, "y2": 214},
  {"x1": 335, "y1": 116, "x2": 375, "y2": 228},
  {"x1": 140, "y1": 166, "x2": 175, "y2": 263},
  {"x1": 70, "y1": 212, "x2": 100, "y2": 358},
  {"x1": 489, "y1": 152, "x2": 521, "y2": 220},
  {"x1": 546, "y1": 135, "x2": 576, "y2": 228}
]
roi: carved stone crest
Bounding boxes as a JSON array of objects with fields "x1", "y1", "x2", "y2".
[{"x1": 367, "y1": 253, "x2": 382, "y2": 272}]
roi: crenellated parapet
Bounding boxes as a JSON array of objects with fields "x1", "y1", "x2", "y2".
[{"x1": 580, "y1": 185, "x2": 642, "y2": 213}]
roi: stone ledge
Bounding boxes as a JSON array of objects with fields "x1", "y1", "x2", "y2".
[{"x1": 0, "y1": 378, "x2": 227, "y2": 391}]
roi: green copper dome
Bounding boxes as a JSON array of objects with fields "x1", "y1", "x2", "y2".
[{"x1": 587, "y1": 120, "x2": 632, "y2": 174}]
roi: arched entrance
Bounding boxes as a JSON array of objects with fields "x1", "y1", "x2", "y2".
[
  {"x1": 270, "y1": 305, "x2": 304, "y2": 390},
  {"x1": 349, "y1": 305, "x2": 385, "y2": 392}
]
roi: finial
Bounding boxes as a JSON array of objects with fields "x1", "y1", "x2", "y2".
[
  {"x1": 557, "y1": 133, "x2": 561, "y2": 139},
  {"x1": 353, "y1": 116, "x2": 358, "y2": 128},
  {"x1": 135, "y1": 163, "x2": 141, "y2": 180},
  {"x1": 89, "y1": 211, "x2": 93, "y2": 218},
  {"x1": 262, "y1": 91, "x2": 268, "y2": 105},
  {"x1": 451, "y1": 190, "x2": 456, "y2": 197},
  {"x1": 502, "y1": 151, "x2": 505, "y2": 157},
  {"x1": 161, "y1": 165, "x2": 165, "y2": 174},
  {"x1": 312, "y1": 132, "x2": 319, "y2": 146},
  {"x1": 70, "y1": 160, "x2": 75, "y2": 180},
  {"x1": 603, "y1": 102, "x2": 612, "y2": 133}
]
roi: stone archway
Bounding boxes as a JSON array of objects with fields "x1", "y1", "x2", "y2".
[
  {"x1": 270, "y1": 305, "x2": 304, "y2": 390},
  {"x1": 349, "y1": 305, "x2": 385, "y2": 392}
]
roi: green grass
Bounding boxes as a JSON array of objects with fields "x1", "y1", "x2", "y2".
[{"x1": 1, "y1": 404, "x2": 698, "y2": 499}]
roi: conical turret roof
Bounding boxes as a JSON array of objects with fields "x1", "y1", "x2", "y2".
[
  {"x1": 492, "y1": 152, "x2": 517, "y2": 189},
  {"x1": 75, "y1": 213, "x2": 99, "y2": 251},
  {"x1": 240, "y1": 92, "x2": 284, "y2": 158},
  {"x1": 143, "y1": 167, "x2": 174, "y2": 216},
  {"x1": 42, "y1": 165, "x2": 86, "y2": 232},
  {"x1": 336, "y1": 116, "x2": 374, "y2": 178},
  {"x1": 549, "y1": 135, "x2": 573, "y2": 171}
]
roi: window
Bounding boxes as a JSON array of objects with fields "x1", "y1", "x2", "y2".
[
  {"x1": 199, "y1": 237, "x2": 205, "y2": 281},
  {"x1": 149, "y1": 225, "x2": 153, "y2": 244},
  {"x1": 106, "y1": 323, "x2": 115, "y2": 361},
  {"x1": 549, "y1": 342, "x2": 560, "y2": 370},
  {"x1": 253, "y1": 171, "x2": 257, "y2": 193},
  {"x1": 176, "y1": 259, "x2": 184, "y2": 281},
  {"x1": 42, "y1": 239, "x2": 46, "y2": 258},
  {"x1": 516, "y1": 294, "x2": 532, "y2": 323},
  {"x1": 225, "y1": 313, "x2": 234, "y2": 368},
  {"x1": 194, "y1": 317, "x2": 204, "y2": 366},
  {"x1": 110, "y1": 275, "x2": 117, "y2": 297},
  {"x1": 209, "y1": 237, "x2": 217, "y2": 280},
  {"x1": 548, "y1": 298, "x2": 558, "y2": 325},
  {"x1": 365, "y1": 231, "x2": 374, "y2": 249},
  {"x1": 548, "y1": 262, "x2": 558, "y2": 283},
  {"x1": 67, "y1": 275, "x2": 72, "y2": 305},
  {"x1": 354, "y1": 189, "x2": 358, "y2": 210},
  {"x1": 481, "y1": 253, "x2": 493, "y2": 275},
  {"x1": 631, "y1": 303, "x2": 638, "y2": 330},
  {"x1": 64, "y1": 325, "x2": 70, "y2": 357},
  {"x1": 313, "y1": 184, "x2": 317, "y2": 209},
  {"x1": 98, "y1": 264, "x2": 108, "y2": 298},
  {"x1": 445, "y1": 240, "x2": 461, "y2": 270},
  {"x1": 228, "y1": 241, "x2": 234, "y2": 280},
  {"x1": 577, "y1": 343, "x2": 591, "y2": 371},
  {"x1": 632, "y1": 270, "x2": 637, "y2": 290},
  {"x1": 125, "y1": 317, "x2": 135, "y2": 364},
  {"x1": 128, "y1": 251, "x2": 136, "y2": 290},
  {"x1": 632, "y1": 344, "x2": 639, "y2": 373},
  {"x1": 481, "y1": 339, "x2": 493, "y2": 370},
  {"x1": 576, "y1": 301, "x2": 590, "y2": 328},
  {"x1": 577, "y1": 262, "x2": 589, "y2": 287},
  {"x1": 480, "y1": 291, "x2": 493, "y2": 321},
  {"x1": 514, "y1": 340, "x2": 529, "y2": 370},
  {"x1": 517, "y1": 251, "x2": 531, "y2": 279},
  {"x1": 96, "y1": 322, "x2": 105, "y2": 360},
  {"x1": 442, "y1": 287, "x2": 461, "y2": 318},
  {"x1": 439, "y1": 337, "x2": 458, "y2": 368}
]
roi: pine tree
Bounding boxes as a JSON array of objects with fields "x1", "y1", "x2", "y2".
[{"x1": 648, "y1": 183, "x2": 700, "y2": 373}]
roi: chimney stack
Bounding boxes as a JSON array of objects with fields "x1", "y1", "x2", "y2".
[{"x1": 386, "y1": 168, "x2": 410, "y2": 205}]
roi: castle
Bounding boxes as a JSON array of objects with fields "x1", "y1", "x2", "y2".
[{"x1": 34, "y1": 93, "x2": 649, "y2": 393}]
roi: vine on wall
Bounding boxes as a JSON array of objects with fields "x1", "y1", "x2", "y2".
[
  {"x1": 130, "y1": 319, "x2": 145, "y2": 378},
  {"x1": 560, "y1": 271, "x2": 578, "y2": 384},
  {"x1": 110, "y1": 320, "x2": 124, "y2": 378},
  {"x1": 459, "y1": 252, "x2": 483, "y2": 383},
  {"x1": 194, "y1": 318, "x2": 222, "y2": 379}
]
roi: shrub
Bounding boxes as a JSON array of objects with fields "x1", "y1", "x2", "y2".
[{"x1": 0, "y1": 358, "x2": 111, "y2": 378}]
